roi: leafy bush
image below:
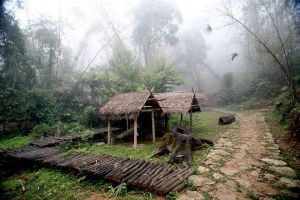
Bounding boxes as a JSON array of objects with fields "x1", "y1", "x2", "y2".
[
  {"x1": 80, "y1": 106, "x2": 99, "y2": 128},
  {"x1": 108, "y1": 183, "x2": 127, "y2": 197},
  {"x1": 31, "y1": 123, "x2": 54, "y2": 138},
  {"x1": 166, "y1": 191, "x2": 179, "y2": 200}
]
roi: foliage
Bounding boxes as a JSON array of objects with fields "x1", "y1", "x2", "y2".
[
  {"x1": 31, "y1": 123, "x2": 54, "y2": 138},
  {"x1": 142, "y1": 59, "x2": 183, "y2": 92},
  {"x1": 108, "y1": 183, "x2": 127, "y2": 197},
  {"x1": 80, "y1": 106, "x2": 99, "y2": 128},
  {"x1": 275, "y1": 91, "x2": 300, "y2": 137},
  {"x1": 0, "y1": 0, "x2": 35, "y2": 88},
  {"x1": 166, "y1": 191, "x2": 179, "y2": 200},
  {"x1": 185, "y1": 180, "x2": 197, "y2": 191}
]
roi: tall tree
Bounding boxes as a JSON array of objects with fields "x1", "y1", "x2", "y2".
[
  {"x1": 132, "y1": 0, "x2": 182, "y2": 67},
  {"x1": 0, "y1": 0, "x2": 35, "y2": 88}
]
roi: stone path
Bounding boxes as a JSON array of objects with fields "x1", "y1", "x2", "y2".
[{"x1": 180, "y1": 112, "x2": 300, "y2": 200}]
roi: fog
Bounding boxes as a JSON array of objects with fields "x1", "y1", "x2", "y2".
[{"x1": 10, "y1": 0, "x2": 247, "y2": 93}]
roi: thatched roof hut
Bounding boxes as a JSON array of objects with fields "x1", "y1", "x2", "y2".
[
  {"x1": 99, "y1": 92, "x2": 161, "y2": 120},
  {"x1": 155, "y1": 92, "x2": 201, "y2": 114}
]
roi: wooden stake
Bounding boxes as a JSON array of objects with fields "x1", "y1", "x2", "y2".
[
  {"x1": 126, "y1": 117, "x2": 129, "y2": 130},
  {"x1": 152, "y1": 111, "x2": 155, "y2": 143},
  {"x1": 134, "y1": 116, "x2": 138, "y2": 148},
  {"x1": 108, "y1": 120, "x2": 111, "y2": 144}
]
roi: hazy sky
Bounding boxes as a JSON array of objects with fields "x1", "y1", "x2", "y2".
[{"x1": 11, "y1": 0, "x2": 245, "y2": 91}]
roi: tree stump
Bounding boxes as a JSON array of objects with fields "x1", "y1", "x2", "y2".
[{"x1": 152, "y1": 125, "x2": 214, "y2": 166}]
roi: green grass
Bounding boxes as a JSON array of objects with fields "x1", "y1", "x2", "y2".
[
  {"x1": 0, "y1": 168, "x2": 104, "y2": 200},
  {"x1": 0, "y1": 135, "x2": 32, "y2": 149},
  {"x1": 169, "y1": 107, "x2": 234, "y2": 142}
]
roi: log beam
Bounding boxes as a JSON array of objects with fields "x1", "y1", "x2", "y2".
[
  {"x1": 152, "y1": 111, "x2": 155, "y2": 143},
  {"x1": 133, "y1": 116, "x2": 138, "y2": 148},
  {"x1": 107, "y1": 120, "x2": 111, "y2": 144}
]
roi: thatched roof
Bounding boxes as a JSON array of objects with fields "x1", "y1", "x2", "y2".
[
  {"x1": 155, "y1": 92, "x2": 201, "y2": 114},
  {"x1": 98, "y1": 92, "x2": 160, "y2": 120}
]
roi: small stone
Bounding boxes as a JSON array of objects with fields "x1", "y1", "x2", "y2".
[
  {"x1": 269, "y1": 166, "x2": 296, "y2": 177},
  {"x1": 260, "y1": 158, "x2": 287, "y2": 166},
  {"x1": 198, "y1": 166, "x2": 209, "y2": 174},
  {"x1": 278, "y1": 177, "x2": 300, "y2": 189},
  {"x1": 96, "y1": 142, "x2": 105, "y2": 146},
  {"x1": 211, "y1": 149, "x2": 230, "y2": 156},
  {"x1": 213, "y1": 173, "x2": 223, "y2": 180},
  {"x1": 267, "y1": 146, "x2": 279, "y2": 150},
  {"x1": 264, "y1": 173, "x2": 275, "y2": 181},
  {"x1": 178, "y1": 190, "x2": 205, "y2": 200},
  {"x1": 188, "y1": 175, "x2": 214, "y2": 187}
]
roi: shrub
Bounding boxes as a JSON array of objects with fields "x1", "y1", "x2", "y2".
[
  {"x1": 80, "y1": 106, "x2": 99, "y2": 128},
  {"x1": 31, "y1": 123, "x2": 54, "y2": 138},
  {"x1": 166, "y1": 191, "x2": 179, "y2": 200}
]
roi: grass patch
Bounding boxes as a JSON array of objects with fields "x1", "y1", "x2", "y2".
[
  {"x1": 169, "y1": 107, "x2": 233, "y2": 142},
  {"x1": 0, "y1": 135, "x2": 32, "y2": 149},
  {"x1": 0, "y1": 168, "x2": 104, "y2": 200}
]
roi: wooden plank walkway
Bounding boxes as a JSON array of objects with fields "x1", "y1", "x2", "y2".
[
  {"x1": 4, "y1": 146, "x2": 194, "y2": 194},
  {"x1": 30, "y1": 127, "x2": 120, "y2": 147}
]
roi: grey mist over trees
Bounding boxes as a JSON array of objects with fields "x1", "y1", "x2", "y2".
[{"x1": 1, "y1": 0, "x2": 300, "y2": 136}]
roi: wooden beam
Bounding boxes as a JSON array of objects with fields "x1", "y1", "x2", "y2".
[
  {"x1": 152, "y1": 111, "x2": 155, "y2": 143},
  {"x1": 133, "y1": 116, "x2": 138, "y2": 149},
  {"x1": 190, "y1": 112, "x2": 192, "y2": 131},
  {"x1": 107, "y1": 120, "x2": 111, "y2": 144},
  {"x1": 126, "y1": 117, "x2": 129, "y2": 130}
]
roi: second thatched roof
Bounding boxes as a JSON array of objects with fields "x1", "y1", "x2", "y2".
[
  {"x1": 98, "y1": 92, "x2": 160, "y2": 120},
  {"x1": 155, "y1": 92, "x2": 201, "y2": 114}
]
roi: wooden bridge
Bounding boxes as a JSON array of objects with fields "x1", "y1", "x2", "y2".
[{"x1": 3, "y1": 144, "x2": 194, "y2": 194}]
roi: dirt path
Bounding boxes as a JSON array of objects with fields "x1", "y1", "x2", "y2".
[{"x1": 181, "y1": 112, "x2": 300, "y2": 200}]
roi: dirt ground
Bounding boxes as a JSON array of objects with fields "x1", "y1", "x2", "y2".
[{"x1": 181, "y1": 111, "x2": 300, "y2": 200}]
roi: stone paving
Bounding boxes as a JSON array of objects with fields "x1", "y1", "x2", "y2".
[{"x1": 179, "y1": 112, "x2": 300, "y2": 200}]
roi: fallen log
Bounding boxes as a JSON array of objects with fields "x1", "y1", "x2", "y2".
[{"x1": 218, "y1": 115, "x2": 236, "y2": 125}]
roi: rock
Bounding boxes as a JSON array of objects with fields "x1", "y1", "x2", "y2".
[
  {"x1": 179, "y1": 190, "x2": 205, "y2": 200},
  {"x1": 269, "y1": 166, "x2": 296, "y2": 178},
  {"x1": 198, "y1": 166, "x2": 209, "y2": 174},
  {"x1": 96, "y1": 142, "x2": 105, "y2": 146},
  {"x1": 264, "y1": 173, "x2": 275, "y2": 181},
  {"x1": 207, "y1": 153, "x2": 222, "y2": 161},
  {"x1": 213, "y1": 173, "x2": 223, "y2": 180},
  {"x1": 260, "y1": 158, "x2": 287, "y2": 166},
  {"x1": 278, "y1": 177, "x2": 300, "y2": 189},
  {"x1": 267, "y1": 146, "x2": 279, "y2": 150},
  {"x1": 188, "y1": 175, "x2": 214, "y2": 187},
  {"x1": 220, "y1": 166, "x2": 239, "y2": 176},
  {"x1": 211, "y1": 149, "x2": 230, "y2": 156}
]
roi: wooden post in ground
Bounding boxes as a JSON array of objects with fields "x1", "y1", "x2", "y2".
[
  {"x1": 133, "y1": 116, "x2": 138, "y2": 148},
  {"x1": 190, "y1": 111, "x2": 192, "y2": 131},
  {"x1": 126, "y1": 117, "x2": 129, "y2": 130},
  {"x1": 107, "y1": 120, "x2": 111, "y2": 144},
  {"x1": 152, "y1": 111, "x2": 155, "y2": 143}
]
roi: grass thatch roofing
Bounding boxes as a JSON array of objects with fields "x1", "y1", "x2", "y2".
[
  {"x1": 195, "y1": 92, "x2": 208, "y2": 101},
  {"x1": 98, "y1": 92, "x2": 160, "y2": 120},
  {"x1": 155, "y1": 92, "x2": 201, "y2": 114}
]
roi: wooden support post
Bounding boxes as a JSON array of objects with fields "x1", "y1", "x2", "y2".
[
  {"x1": 133, "y1": 116, "x2": 138, "y2": 148},
  {"x1": 152, "y1": 111, "x2": 155, "y2": 143},
  {"x1": 107, "y1": 120, "x2": 111, "y2": 144},
  {"x1": 180, "y1": 113, "x2": 183, "y2": 125},
  {"x1": 126, "y1": 117, "x2": 129, "y2": 130},
  {"x1": 190, "y1": 112, "x2": 192, "y2": 131}
]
